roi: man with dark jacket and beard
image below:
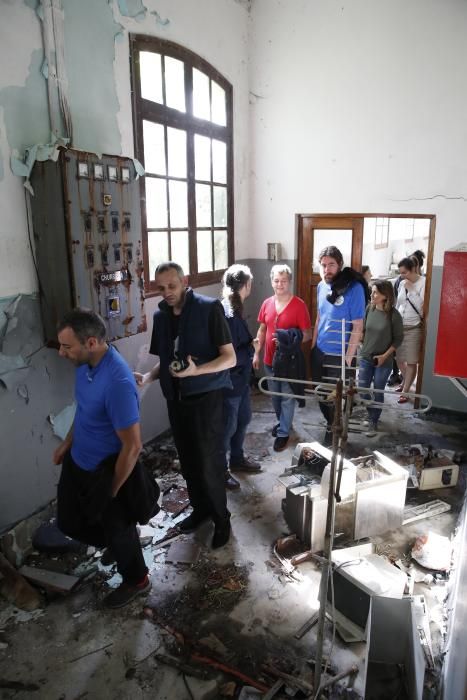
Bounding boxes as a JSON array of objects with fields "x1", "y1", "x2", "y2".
[
  {"x1": 136, "y1": 262, "x2": 236, "y2": 549},
  {"x1": 311, "y1": 246, "x2": 367, "y2": 445}
]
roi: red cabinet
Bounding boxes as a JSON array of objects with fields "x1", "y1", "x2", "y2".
[{"x1": 434, "y1": 245, "x2": 467, "y2": 378}]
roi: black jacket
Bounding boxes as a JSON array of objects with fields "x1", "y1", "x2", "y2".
[
  {"x1": 326, "y1": 267, "x2": 371, "y2": 305},
  {"x1": 272, "y1": 328, "x2": 306, "y2": 407}
]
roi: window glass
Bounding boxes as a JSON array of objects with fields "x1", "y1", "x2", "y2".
[
  {"x1": 196, "y1": 184, "x2": 212, "y2": 227},
  {"x1": 167, "y1": 127, "x2": 187, "y2": 178},
  {"x1": 213, "y1": 186, "x2": 227, "y2": 227},
  {"x1": 171, "y1": 230, "x2": 190, "y2": 274},
  {"x1": 143, "y1": 121, "x2": 166, "y2": 175},
  {"x1": 194, "y1": 135, "x2": 211, "y2": 181},
  {"x1": 197, "y1": 230, "x2": 213, "y2": 272},
  {"x1": 211, "y1": 80, "x2": 226, "y2": 126},
  {"x1": 212, "y1": 140, "x2": 226, "y2": 183},
  {"x1": 165, "y1": 56, "x2": 186, "y2": 112},
  {"x1": 214, "y1": 230, "x2": 228, "y2": 270},
  {"x1": 193, "y1": 68, "x2": 210, "y2": 120},
  {"x1": 168, "y1": 180, "x2": 188, "y2": 228},
  {"x1": 140, "y1": 52, "x2": 163, "y2": 104},
  {"x1": 133, "y1": 40, "x2": 233, "y2": 288},
  {"x1": 148, "y1": 231, "x2": 169, "y2": 279},
  {"x1": 312, "y1": 229, "x2": 352, "y2": 274},
  {"x1": 146, "y1": 177, "x2": 167, "y2": 229}
]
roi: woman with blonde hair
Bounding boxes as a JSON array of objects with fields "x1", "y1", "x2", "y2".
[{"x1": 358, "y1": 280, "x2": 403, "y2": 436}]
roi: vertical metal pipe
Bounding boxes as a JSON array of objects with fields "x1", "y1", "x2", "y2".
[
  {"x1": 341, "y1": 318, "x2": 346, "y2": 382},
  {"x1": 313, "y1": 380, "x2": 343, "y2": 693}
]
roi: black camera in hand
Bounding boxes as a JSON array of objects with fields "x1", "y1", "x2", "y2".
[{"x1": 170, "y1": 357, "x2": 189, "y2": 373}]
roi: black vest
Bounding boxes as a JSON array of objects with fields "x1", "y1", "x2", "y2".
[{"x1": 151, "y1": 289, "x2": 232, "y2": 400}]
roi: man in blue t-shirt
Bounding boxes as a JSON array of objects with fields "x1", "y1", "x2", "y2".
[
  {"x1": 311, "y1": 246, "x2": 366, "y2": 445},
  {"x1": 53, "y1": 308, "x2": 150, "y2": 609}
]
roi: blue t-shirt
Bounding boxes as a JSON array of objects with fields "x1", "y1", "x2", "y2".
[
  {"x1": 317, "y1": 281, "x2": 366, "y2": 355},
  {"x1": 71, "y1": 345, "x2": 139, "y2": 471}
]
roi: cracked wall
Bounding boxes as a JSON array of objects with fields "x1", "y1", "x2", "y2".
[{"x1": 0, "y1": 0, "x2": 251, "y2": 529}]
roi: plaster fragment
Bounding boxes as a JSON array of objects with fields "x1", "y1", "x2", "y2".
[
  {"x1": 17, "y1": 384, "x2": 30, "y2": 404},
  {"x1": 48, "y1": 402, "x2": 76, "y2": 440},
  {"x1": 116, "y1": 0, "x2": 146, "y2": 19},
  {"x1": 10, "y1": 153, "x2": 30, "y2": 178},
  {"x1": 0, "y1": 353, "x2": 29, "y2": 376},
  {"x1": 151, "y1": 10, "x2": 170, "y2": 27},
  {"x1": 133, "y1": 157, "x2": 145, "y2": 179},
  {"x1": 41, "y1": 58, "x2": 49, "y2": 79}
]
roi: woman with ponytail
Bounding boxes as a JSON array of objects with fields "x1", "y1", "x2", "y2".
[{"x1": 221, "y1": 264, "x2": 261, "y2": 489}]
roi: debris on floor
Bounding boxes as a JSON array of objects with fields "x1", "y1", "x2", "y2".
[{"x1": 0, "y1": 403, "x2": 465, "y2": 699}]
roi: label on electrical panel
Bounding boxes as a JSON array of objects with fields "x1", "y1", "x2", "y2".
[
  {"x1": 98, "y1": 270, "x2": 122, "y2": 284},
  {"x1": 95, "y1": 269, "x2": 130, "y2": 285},
  {"x1": 107, "y1": 295, "x2": 121, "y2": 317}
]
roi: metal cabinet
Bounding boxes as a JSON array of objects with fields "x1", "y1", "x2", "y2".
[{"x1": 31, "y1": 149, "x2": 146, "y2": 342}]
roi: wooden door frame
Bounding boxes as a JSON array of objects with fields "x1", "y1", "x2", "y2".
[{"x1": 295, "y1": 212, "x2": 436, "y2": 398}]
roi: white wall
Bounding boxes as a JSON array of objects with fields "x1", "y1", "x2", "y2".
[
  {"x1": 247, "y1": 0, "x2": 467, "y2": 410},
  {"x1": 249, "y1": 0, "x2": 467, "y2": 265}
]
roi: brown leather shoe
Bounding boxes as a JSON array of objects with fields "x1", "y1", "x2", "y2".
[{"x1": 230, "y1": 456, "x2": 262, "y2": 473}]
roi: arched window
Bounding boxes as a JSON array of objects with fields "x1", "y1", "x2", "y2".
[{"x1": 130, "y1": 35, "x2": 234, "y2": 292}]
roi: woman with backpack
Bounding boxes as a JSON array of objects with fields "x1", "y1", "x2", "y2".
[
  {"x1": 221, "y1": 264, "x2": 262, "y2": 489},
  {"x1": 358, "y1": 280, "x2": 404, "y2": 435},
  {"x1": 395, "y1": 256, "x2": 426, "y2": 402}
]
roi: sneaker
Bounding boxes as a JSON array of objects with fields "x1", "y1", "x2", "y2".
[
  {"x1": 178, "y1": 511, "x2": 211, "y2": 533},
  {"x1": 225, "y1": 470, "x2": 241, "y2": 490},
  {"x1": 271, "y1": 422, "x2": 280, "y2": 437},
  {"x1": 387, "y1": 373, "x2": 403, "y2": 387},
  {"x1": 104, "y1": 575, "x2": 151, "y2": 609},
  {"x1": 273, "y1": 436, "x2": 289, "y2": 452},
  {"x1": 100, "y1": 548, "x2": 116, "y2": 566},
  {"x1": 230, "y1": 455, "x2": 262, "y2": 473},
  {"x1": 212, "y1": 519, "x2": 231, "y2": 549},
  {"x1": 366, "y1": 423, "x2": 378, "y2": 437}
]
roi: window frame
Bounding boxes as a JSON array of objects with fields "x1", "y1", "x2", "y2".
[{"x1": 130, "y1": 34, "x2": 234, "y2": 294}]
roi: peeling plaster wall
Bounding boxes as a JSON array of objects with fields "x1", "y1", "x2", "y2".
[
  {"x1": 0, "y1": 0, "x2": 250, "y2": 529},
  {"x1": 249, "y1": 0, "x2": 467, "y2": 411},
  {"x1": 0, "y1": 1, "x2": 48, "y2": 295}
]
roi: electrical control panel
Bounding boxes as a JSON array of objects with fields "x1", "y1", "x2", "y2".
[{"x1": 31, "y1": 149, "x2": 146, "y2": 342}]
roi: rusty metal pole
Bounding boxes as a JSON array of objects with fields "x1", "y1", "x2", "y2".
[{"x1": 313, "y1": 380, "x2": 343, "y2": 693}]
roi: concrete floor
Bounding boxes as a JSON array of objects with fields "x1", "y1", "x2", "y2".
[{"x1": 0, "y1": 388, "x2": 466, "y2": 699}]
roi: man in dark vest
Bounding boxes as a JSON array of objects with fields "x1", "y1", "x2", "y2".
[{"x1": 136, "y1": 262, "x2": 236, "y2": 548}]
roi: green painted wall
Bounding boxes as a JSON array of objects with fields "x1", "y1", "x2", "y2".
[{"x1": 63, "y1": 0, "x2": 122, "y2": 154}]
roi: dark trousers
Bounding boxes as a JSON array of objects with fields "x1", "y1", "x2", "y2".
[
  {"x1": 311, "y1": 346, "x2": 354, "y2": 425},
  {"x1": 57, "y1": 452, "x2": 147, "y2": 585},
  {"x1": 223, "y1": 384, "x2": 252, "y2": 468},
  {"x1": 167, "y1": 389, "x2": 229, "y2": 525}
]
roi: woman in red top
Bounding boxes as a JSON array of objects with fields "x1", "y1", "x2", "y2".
[{"x1": 253, "y1": 264, "x2": 312, "y2": 451}]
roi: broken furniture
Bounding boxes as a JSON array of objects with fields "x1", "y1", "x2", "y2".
[
  {"x1": 328, "y1": 544, "x2": 407, "y2": 643},
  {"x1": 393, "y1": 444, "x2": 460, "y2": 491},
  {"x1": 363, "y1": 596, "x2": 426, "y2": 700},
  {"x1": 281, "y1": 442, "x2": 408, "y2": 550}
]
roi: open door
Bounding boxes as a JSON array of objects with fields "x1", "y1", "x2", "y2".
[
  {"x1": 296, "y1": 212, "x2": 435, "y2": 397},
  {"x1": 296, "y1": 215, "x2": 363, "y2": 328}
]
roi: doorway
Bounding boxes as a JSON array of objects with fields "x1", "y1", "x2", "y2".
[{"x1": 296, "y1": 213, "x2": 436, "y2": 394}]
